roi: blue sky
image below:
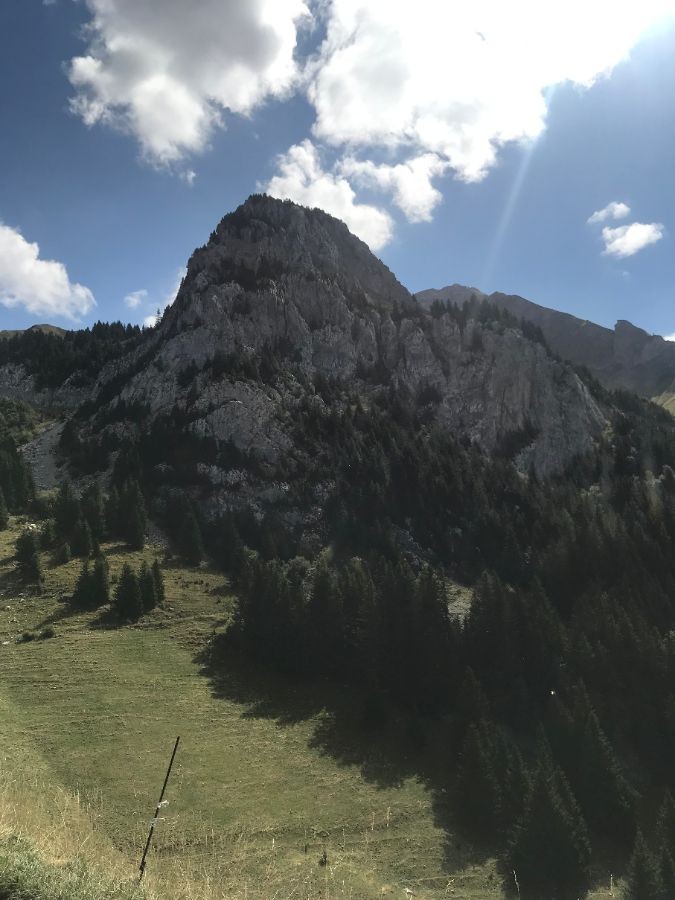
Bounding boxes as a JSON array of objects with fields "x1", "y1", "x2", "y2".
[{"x1": 1, "y1": 1, "x2": 674, "y2": 338}]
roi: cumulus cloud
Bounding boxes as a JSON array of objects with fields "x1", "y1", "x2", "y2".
[
  {"x1": 339, "y1": 154, "x2": 448, "y2": 222},
  {"x1": 66, "y1": 0, "x2": 675, "y2": 244},
  {"x1": 124, "y1": 289, "x2": 147, "y2": 308},
  {"x1": 68, "y1": 0, "x2": 310, "y2": 166},
  {"x1": 265, "y1": 140, "x2": 393, "y2": 249},
  {"x1": 601, "y1": 222, "x2": 664, "y2": 257},
  {"x1": 587, "y1": 201, "x2": 631, "y2": 224},
  {"x1": 307, "y1": 1, "x2": 675, "y2": 182},
  {"x1": 0, "y1": 223, "x2": 95, "y2": 321}
]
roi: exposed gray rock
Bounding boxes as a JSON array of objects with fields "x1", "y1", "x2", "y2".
[
  {"x1": 86, "y1": 195, "x2": 608, "y2": 480},
  {"x1": 0, "y1": 363, "x2": 90, "y2": 410},
  {"x1": 418, "y1": 284, "x2": 675, "y2": 401}
]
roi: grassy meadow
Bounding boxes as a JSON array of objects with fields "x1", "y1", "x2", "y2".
[{"x1": 0, "y1": 515, "x2": 513, "y2": 900}]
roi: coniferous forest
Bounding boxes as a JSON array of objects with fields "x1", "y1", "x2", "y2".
[{"x1": 26, "y1": 338, "x2": 669, "y2": 897}]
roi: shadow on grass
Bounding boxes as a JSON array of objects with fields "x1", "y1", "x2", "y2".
[{"x1": 195, "y1": 640, "x2": 494, "y2": 876}]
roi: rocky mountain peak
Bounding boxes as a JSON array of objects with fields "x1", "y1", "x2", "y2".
[{"x1": 171, "y1": 194, "x2": 413, "y2": 326}]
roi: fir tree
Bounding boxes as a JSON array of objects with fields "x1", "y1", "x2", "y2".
[
  {"x1": 624, "y1": 830, "x2": 663, "y2": 900},
  {"x1": 72, "y1": 561, "x2": 94, "y2": 608},
  {"x1": 54, "y1": 481, "x2": 80, "y2": 540},
  {"x1": 91, "y1": 554, "x2": 110, "y2": 607},
  {"x1": 113, "y1": 564, "x2": 142, "y2": 621},
  {"x1": 53, "y1": 542, "x2": 71, "y2": 566},
  {"x1": 0, "y1": 486, "x2": 8, "y2": 530},
  {"x1": 15, "y1": 529, "x2": 42, "y2": 585},
  {"x1": 455, "y1": 722, "x2": 502, "y2": 842},
  {"x1": 139, "y1": 561, "x2": 157, "y2": 612},
  {"x1": 71, "y1": 518, "x2": 92, "y2": 558},
  {"x1": 178, "y1": 509, "x2": 204, "y2": 565},
  {"x1": 571, "y1": 700, "x2": 637, "y2": 848},
  {"x1": 503, "y1": 758, "x2": 591, "y2": 900},
  {"x1": 126, "y1": 505, "x2": 146, "y2": 551},
  {"x1": 152, "y1": 560, "x2": 165, "y2": 606},
  {"x1": 105, "y1": 486, "x2": 121, "y2": 538},
  {"x1": 656, "y1": 790, "x2": 675, "y2": 857},
  {"x1": 81, "y1": 484, "x2": 105, "y2": 541},
  {"x1": 660, "y1": 848, "x2": 675, "y2": 900},
  {"x1": 120, "y1": 480, "x2": 146, "y2": 549}
]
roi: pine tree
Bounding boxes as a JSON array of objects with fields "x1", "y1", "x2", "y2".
[
  {"x1": 455, "y1": 722, "x2": 502, "y2": 842},
  {"x1": 571, "y1": 701, "x2": 637, "y2": 848},
  {"x1": 53, "y1": 542, "x2": 71, "y2": 566},
  {"x1": 113, "y1": 564, "x2": 142, "y2": 621},
  {"x1": 0, "y1": 486, "x2": 8, "y2": 530},
  {"x1": 72, "y1": 561, "x2": 94, "y2": 608},
  {"x1": 152, "y1": 560, "x2": 165, "y2": 606},
  {"x1": 54, "y1": 481, "x2": 80, "y2": 540},
  {"x1": 503, "y1": 757, "x2": 591, "y2": 900},
  {"x1": 219, "y1": 515, "x2": 244, "y2": 576},
  {"x1": 81, "y1": 484, "x2": 105, "y2": 541},
  {"x1": 105, "y1": 486, "x2": 121, "y2": 538},
  {"x1": 126, "y1": 506, "x2": 145, "y2": 550},
  {"x1": 660, "y1": 848, "x2": 675, "y2": 900},
  {"x1": 120, "y1": 481, "x2": 146, "y2": 549},
  {"x1": 656, "y1": 790, "x2": 675, "y2": 858},
  {"x1": 71, "y1": 518, "x2": 92, "y2": 558},
  {"x1": 139, "y1": 561, "x2": 157, "y2": 612},
  {"x1": 624, "y1": 830, "x2": 663, "y2": 900},
  {"x1": 91, "y1": 554, "x2": 110, "y2": 607},
  {"x1": 15, "y1": 528, "x2": 43, "y2": 585},
  {"x1": 178, "y1": 509, "x2": 204, "y2": 565}
]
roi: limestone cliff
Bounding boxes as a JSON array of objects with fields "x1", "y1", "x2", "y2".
[{"x1": 83, "y1": 195, "x2": 607, "y2": 482}]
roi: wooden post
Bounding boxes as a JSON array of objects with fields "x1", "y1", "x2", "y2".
[{"x1": 138, "y1": 736, "x2": 180, "y2": 882}]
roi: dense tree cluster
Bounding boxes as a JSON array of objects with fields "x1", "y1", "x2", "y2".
[
  {"x1": 0, "y1": 322, "x2": 142, "y2": 389},
  {"x1": 112, "y1": 560, "x2": 164, "y2": 621},
  {"x1": 203, "y1": 375, "x2": 675, "y2": 898}
]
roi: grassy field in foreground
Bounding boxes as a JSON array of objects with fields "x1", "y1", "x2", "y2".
[
  {"x1": 0, "y1": 517, "x2": 621, "y2": 899},
  {"x1": 0, "y1": 517, "x2": 505, "y2": 900}
]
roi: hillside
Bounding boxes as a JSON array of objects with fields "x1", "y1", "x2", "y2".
[
  {"x1": 1, "y1": 197, "x2": 675, "y2": 899},
  {"x1": 418, "y1": 284, "x2": 675, "y2": 402}
]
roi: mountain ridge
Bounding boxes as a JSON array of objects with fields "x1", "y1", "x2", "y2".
[{"x1": 417, "y1": 284, "x2": 675, "y2": 402}]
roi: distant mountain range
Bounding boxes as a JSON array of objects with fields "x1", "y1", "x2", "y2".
[{"x1": 417, "y1": 285, "x2": 675, "y2": 412}]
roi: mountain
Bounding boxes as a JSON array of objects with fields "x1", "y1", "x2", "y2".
[
  {"x1": 0, "y1": 323, "x2": 66, "y2": 339},
  {"x1": 70, "y1": 194, "x2": 609, "y2": 487},
  {"x1": 417, "y1": 284, "x2": 675, "y2": 403}
]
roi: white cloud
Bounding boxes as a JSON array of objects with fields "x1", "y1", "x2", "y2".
[
  {"x1": 0, "y1": 223, "x2": 95, "y2": 321},
  {"x1": 339, "y1": 154, "x2": 448, "y2": 222},
  {"x1": 265, "y1": 140, "x2": 393, "y2": 250},
  {"x1": 143, "y1": 267, "x2": 186, "y2": 327},
  {"x1": 664, "y1": 333, "x2": 675, "y2": 342},
  {"x1": 307, "y1": 1, "x2": 675, "y2": 183},
  {"x1": 181, "y1": 169, "x2": 197, "y2": 186},
  {"x1": 66, "y1": 0, "x2": 675, "y2": 243},
  {"x1": 124, "y1": 288, "x2": 147, "y2": 308},
  {"x1": 587, "y1": 201, "x2": 631, "y2": 224},
  {"x1": 601, "y1": 222, "x2": 664, "y2": 257},
  {"x1": 68, "y1": 0, "x2": 310, "y2": 166}
]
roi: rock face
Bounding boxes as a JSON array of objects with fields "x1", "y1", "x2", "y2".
[
  {"x1": 418, "y1": 285, "x2": 675, "y2": 401},
  {"x1": 86, "y1": 195, "x2": 607, "y2": 479},
  {"x1": 0, "y1": 363, "x2": 89, "y2": 410}
]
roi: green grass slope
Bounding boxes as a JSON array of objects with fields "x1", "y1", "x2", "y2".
[{"x1": 0, "y1": 520, "x2": 506, "y2": 900}]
